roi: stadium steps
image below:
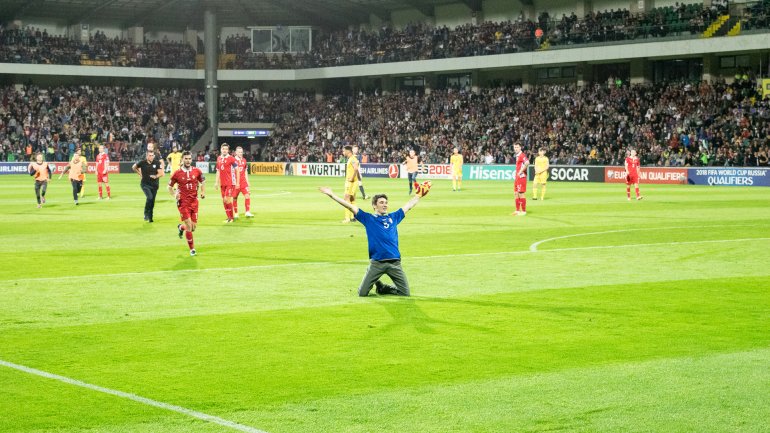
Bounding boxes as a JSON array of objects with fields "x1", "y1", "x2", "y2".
[
  {"x1": 702, "y1": 15, "x2": 730, "y2": 37},
  {"x1": 712, "y1": 16, "x2": 741, "y2": 37},
  {"x1": 190, "y1": 127, "x2": 214, "y2": 154}
]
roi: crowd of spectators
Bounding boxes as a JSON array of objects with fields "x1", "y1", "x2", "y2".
[
  {"x1": 219, "y1": 78, "x2": 770, "y2": 168},
  {"x1": 0, "y1": 85, "x2": 207, "y2": 162},
  {"x1": 0, "y1": 27, "x2": 196, "y2": 68},
  {"x1": 228, "y1": 1, "x2": 754, "y2": 69},
  {"x1": 4, "y1": 1, "x2": 767, "y2": 70}
]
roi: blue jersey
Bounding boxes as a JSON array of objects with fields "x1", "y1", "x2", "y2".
[{"x1": 355, "y1": 208, "x2": 405, "y2": 261}]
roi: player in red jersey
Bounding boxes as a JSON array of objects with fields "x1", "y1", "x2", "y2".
[
  {"x1": 213, "y1": 143, "x2": 240, "y2": 223},
  {"x1": 96, "y1": 144, "x2": 111, "y2": 200},
  {"x1": 168, "y1": 151, "x2": 206, "y2": 256},
  {"x1": 232, "y1": 146, "x2": 254, "y2": 218},
  {"x1": 512, "y1": 142, "x2": 530, "y2": 216},
  {"x1": 625, "y1": 148, "x2": 643, "y2": 201}
]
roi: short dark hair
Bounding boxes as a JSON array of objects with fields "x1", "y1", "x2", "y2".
[
  {"x1": 372, "y1": 193, "x2": 388, "y2": 206},
  {"x1": 539, "y1": 147, "x2": 546, "y2": 152},
  {"x1": 182, "y1": 151, "x2": 191, "y2": 157},
  {"x1": 344, "y1": 145, "x2": 353, "y2": 152}
]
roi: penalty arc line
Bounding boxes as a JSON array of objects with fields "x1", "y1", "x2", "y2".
[{"x1": 0, "y1": 359, "x2": 269, "y2": 433}]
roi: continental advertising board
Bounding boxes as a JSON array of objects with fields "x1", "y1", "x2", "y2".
[{"x1": 249, "y1": 162, "x2": 286, "y2": 176}]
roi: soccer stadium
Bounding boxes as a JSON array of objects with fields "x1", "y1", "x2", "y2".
[{"x1": 1, "y1": 0, "x2": 769, "y2": 431}]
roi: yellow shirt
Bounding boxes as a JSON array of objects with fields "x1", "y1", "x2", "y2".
[
  {"x1": 534, "y1": 156, "x2": 549, "y2": 173},
  {"x1": 346, "y1": 155, "x2": 359, "y2": 182},
  {"x1": 79, "y1": 156, "x2": 87, "y2": 179},
  {"x1": 450, "y1": 154, "x2": 463, "y2": 171},
  {"x1": 168, "y1": 152, "x2": 183, "y2": 171}
]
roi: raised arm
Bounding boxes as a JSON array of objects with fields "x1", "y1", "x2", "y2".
[
  {"x1": 319, "y1": 186, "x2": 359, "y2": 215},
  {"x1": 401, "y1": 193, "x2": 421, "y2": 214}
]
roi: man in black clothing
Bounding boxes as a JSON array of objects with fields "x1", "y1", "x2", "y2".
[{"x1": 132, "y1": 151, "x2": 164, "y2": 222}]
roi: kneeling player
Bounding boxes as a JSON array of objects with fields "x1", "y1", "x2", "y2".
[{"x1": 168, "y1": 151, "x2": 205, "y2": 256}]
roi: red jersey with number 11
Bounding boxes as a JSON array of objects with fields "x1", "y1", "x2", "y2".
[{"x1": 169, "y1": 167, "x2": 205, "y2": 203}]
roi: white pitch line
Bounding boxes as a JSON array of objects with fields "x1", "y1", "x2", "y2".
[
  {"x1": 528, "y1": 224, "x2": 767, "y2": 252},
  {"x1": 0, "y1": 359, "x2": 268, "y2": 433},
  {"x1": 530, "y1": 227, "x2": 659, "y2": 252},
  {"x1": 6, "y1": 237, "x2": 770, "y2": 284}
]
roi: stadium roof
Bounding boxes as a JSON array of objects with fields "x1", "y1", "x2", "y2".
[{"x1": 0, "y1": 0, "x2": 517, "y2": 30}]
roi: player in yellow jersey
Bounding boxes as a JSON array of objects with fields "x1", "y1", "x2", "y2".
[
  {"x1": 78, "y1": 153, "x2": 87, "y2": 198},
  {"x1": 450, "y1": 147, "x2": 463, "y2": 191},
  {"x1": 342, "y1": 145, "x2": 359, "y2": 223},
  {"x1": 166, "y1": 145, "x2": 183, "y2": 174},
  {"x1": 532, "y1": 147, "x2": 549, "y2": 200}
]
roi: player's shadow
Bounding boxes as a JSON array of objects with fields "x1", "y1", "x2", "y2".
[
  {"x1": 170, "y1": 254, "x2": 200, "y2": 271},
  {"x1": 377, "y1": 296, "x2": 495, "y2": 334}
]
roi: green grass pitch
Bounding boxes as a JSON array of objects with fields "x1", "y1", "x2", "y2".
[{"x1": 0, "y1": 173, "x2": 768, "y2": 433}]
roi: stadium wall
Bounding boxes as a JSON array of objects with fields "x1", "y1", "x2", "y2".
[
  {"x1": 483, "y1": 0, "x2": 527, "y2": 22},
  {"x1": 6, "y1": 32, "x2": 768, "y2": 84}
]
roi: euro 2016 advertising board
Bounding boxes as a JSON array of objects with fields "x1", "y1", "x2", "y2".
[
  {"x1": 413, "y1": 164, "x2": 453, "y2": 180},
  {"x1": 605, "y1": 167, "x2": 687, "y2": 184},
  {"x1": 687, "y1": 167, "x2": 770, "y2": 186}
]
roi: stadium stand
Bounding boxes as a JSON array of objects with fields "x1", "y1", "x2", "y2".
[
  {"x1": 219, "y1": 78, "x2": 769, "y2": 168},
  {"x1": 0, "y1": 86, "x2": 206, "y2": 162}
]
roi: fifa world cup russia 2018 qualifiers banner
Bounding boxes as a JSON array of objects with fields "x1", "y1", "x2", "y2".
[{"x1": 687, "y1": 167, "x2": 770, "y2": 186}]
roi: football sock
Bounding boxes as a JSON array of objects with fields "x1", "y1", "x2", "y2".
[
  {"x1": 541, "y1": 185, "x2": 546, "y2": 200},
  {"x1": 452, "y1": 179, "x2": 457, "y2": 190},
  {"x1": 178, "y1": 224, "x2": 187, "y2": 232},
  {"x1": 98, "y1": 185, "x2": 103, "y2": 198},
  {"x1": 635, "y1": 187, "x2": 640, "y2": 198},
  {"x1": 458, "y1": 180, "x2": 461, "y2": 190},
  {"x1": 245, "y1": 198, "x2": 251, "y2": 212},
  {"x1": 106, "y1": 186, "x2": 111, "y2": 198},
  {"x1": 521, "y1": 198, "x2": 527, "y2": 212},
  {"x1": 626, "y1": 186, "x2": 631, "y2": 198},
  {"x1": 185, "y1": 231, "x2": 194, "y2": 250},
  {"x1": 515, "y1": 198, "x2": 521, "y2": 212},
  {"x1": 225, "y1": 202, "x2": 234, "y2": 219},
  {"x1": 359, "y1": 185, "x2": 366, "y2": 197},
  {"x1": 233, "y1": 199, "x2": 238, "y2": 215}
]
